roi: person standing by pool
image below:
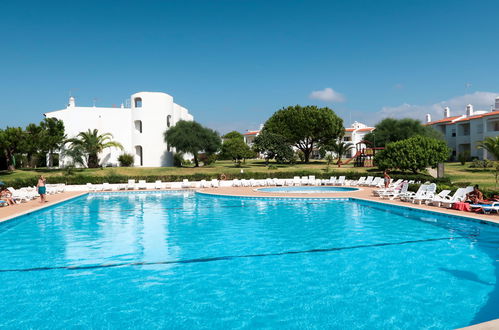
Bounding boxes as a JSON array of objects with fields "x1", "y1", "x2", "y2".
[
  {"x1": 37, "y1": 176, "x2": 47, "y2": 203},
  {"x1": 383, "y1": 170, "x2": 391, "y2": 188}
]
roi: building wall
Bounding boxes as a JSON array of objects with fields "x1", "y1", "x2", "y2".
[{"x1": 45, "y1": 91, "x2": 193, "y2": 167}]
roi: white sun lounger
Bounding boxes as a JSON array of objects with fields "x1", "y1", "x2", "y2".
[
  {"x1": 440, "y1": 186, "x2": 474, "y2": 208},
  {"x1": 412, "y1": 183, "x2": 437, "y2": 205},
  {"x1": 126, "y1": 179, "x2": 136, "y2": 190}
]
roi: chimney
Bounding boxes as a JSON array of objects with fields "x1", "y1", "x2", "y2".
[
  {"x1": 444, "y1": 107, "x2": 450, "y2": 118},
  {"x1": 495, "y1": 97, "x2": 499, "y2": 111},
  {"x1": 466, "y1": 104, "x2": 474, "y2": 117},
  {"x1": 425, "y1": 114, "x2": 432, "y2": 123},
  {"x1": 68, "y1": 96, "x2": 75, "y2": 108}
]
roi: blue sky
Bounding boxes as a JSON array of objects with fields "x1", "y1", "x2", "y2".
[{"x1": 1, "y1": 0, "x2": 499, "y2": 133}]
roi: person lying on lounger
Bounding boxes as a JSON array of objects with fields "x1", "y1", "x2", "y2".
[
  {"x1": 466, "y1": 185, "x2": 485, "y2": 204},
  {"x1": 0, "y1": 188, "x2": 15, "y2": 206}
]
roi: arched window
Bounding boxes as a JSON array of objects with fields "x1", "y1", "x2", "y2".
[
  {"x1": 134, "y1": 97, "x2": 142, "y2": 108},
  {"x1": 134, "y1": 120, "x2": 142, "y2": 133},
  {"x1": 135, "y1": 145, "x2": 143, "y2": 166},
  {"x1": 167, "y1": 115, "x2": 172, "y2": 128}
]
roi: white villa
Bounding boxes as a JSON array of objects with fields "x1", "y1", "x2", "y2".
[
  {"x1": 45, "y1": 91, "x2": 194, "y2": 167},
  {"x1": 425, "y1": 97, "x2": 499, "y2": 160}
]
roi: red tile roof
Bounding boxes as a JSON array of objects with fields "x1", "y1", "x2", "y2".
[
  {"x1": 427, "y1": 110, "x2": 499, "y2": 126},
  {"x1": 426, "y1": 116, "x2": 461, "y2": 125},
  {"x1": 243, "y1": 131, "x2": 259, "y2": 136}
]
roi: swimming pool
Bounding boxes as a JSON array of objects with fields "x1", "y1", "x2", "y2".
[
  {"x1": 258, "y1": 186, "x2": 359, "y2": 193},
  {"x1": 0, "y1": 191, "x2": 497, "y2": 328}
]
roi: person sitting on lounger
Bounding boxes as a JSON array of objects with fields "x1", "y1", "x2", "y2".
[
  {"x1": 0, "y1": 188, "x2": 15, "y2": 206},
  {"x1": 466, "y1": 185, "x2": 485, "y2": 204}
]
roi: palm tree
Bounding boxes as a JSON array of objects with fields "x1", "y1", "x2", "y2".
[
  {"x1": 477, "y1": 136, "x2": 499, "y2": 160},
  {"x1": 66, "y1": 129, "x2": 123, "y2": 168},
  {"x1": 325, "y1": 140, "x2": 354, "y2": 167}
]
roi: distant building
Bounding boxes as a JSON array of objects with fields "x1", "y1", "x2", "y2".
[
  {"x1": 425, "y1": 97, "x2": 499, "y2": 160},
  {"x1": 342, "y1": 122, "x2": 375, "y2": 157},
  {"x1": 242, "y1": 121, "x2": 375, "y2": 159},
  {"x1": 45, "y1": 91, "x2": 194, "y2": 167}
]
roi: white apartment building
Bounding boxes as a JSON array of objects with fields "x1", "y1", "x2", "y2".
[
  {"x1": 425, "y1": 97, "x2": 499, "y2": 160},
  {"x1": 45, "y1": 91, "x2": 194, "y2": 167}
]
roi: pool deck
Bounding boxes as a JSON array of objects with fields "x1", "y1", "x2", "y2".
[{"x1": 0, "y1": 191, "x2": 87, "y2": 223}]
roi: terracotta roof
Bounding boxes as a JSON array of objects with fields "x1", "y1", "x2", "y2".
[
  {"x1": 357, "y1": 127, "x2": 375, "y2": 132},
  {"x1": 426, "y1": 116, "x2": 461, "y2": 125},
  {"x1": 243, "y1": 131, "x2": 259, "y2": 136},
  {"x1": 428, "y1": 110, "x2": 499, "y2": 126}
]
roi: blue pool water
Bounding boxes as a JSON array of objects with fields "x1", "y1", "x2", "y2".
[
  {"x1": 258, "y1": 186, "x2": 359, "y2": 193},
  {"x1": 0, "y1": 191, "x2": 498, "y2": 329}
]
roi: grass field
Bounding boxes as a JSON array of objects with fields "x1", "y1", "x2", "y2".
[{"x1": 0, "y1": 160, "x2": 497, "y2": 190}]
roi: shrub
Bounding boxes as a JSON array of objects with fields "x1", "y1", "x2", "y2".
[
  {"x1": 173, "y1": 152, "x2": 184, "y2": 167},
  {"x1": 457, "y1": 151, "x2": 470, "y2": 165},
  {"x1": 469, "y1": 159, "x2": 493, "y2": 168},
  {"x1": 198, "y1": 153, "x2": 217, "y2": 166},
  {"x1": 118, "y1": 153, "x2": 134, "y2": 167},
  {"x1": 375, "y1": 136, "x2": 450, "y2": 173}
]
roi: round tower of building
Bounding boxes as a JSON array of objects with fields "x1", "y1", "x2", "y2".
[{"x1": 130, "y1": 92, "x2": 175, "y2": 167}]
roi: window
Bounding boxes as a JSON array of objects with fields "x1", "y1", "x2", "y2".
[
  {"x1": 167, "y1": 115, "x2": 172, "y2": 128},
  {"x1": 134, "y1": 120, "x2": 142, "y2": 133},
  {"x1": 343, "y1": 136, "x2": 351, "y2": 141},
  {"x1": 135, "y1": 145, "x2": 143, "y2": 166},
  {"x1": 487, "y1": 120, "x2": 499, "y2": 132},
  {"x1": 134, "y1": 97, "x2": 142, "y2": 108},
  {"x1": 451, "y1": 128, "x2": 456, "y2": 137}
]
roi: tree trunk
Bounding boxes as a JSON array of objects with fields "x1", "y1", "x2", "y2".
[
  {"x1": 303, "y1": 150, "x2": 310, "y2": 163},
  {"x1": 88, "y1": 153, "x2": 99, "y2": 168},
  {"x1": 194, "y1": 155, "x2": 199, "y2": 167}
]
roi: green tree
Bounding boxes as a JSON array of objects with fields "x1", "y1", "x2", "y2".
[
  {"x1": 375, "y1": 136, "x2": 450, "y2": 173},
  {"x1": 477, "y1": 136, "x2": 499, "y2": 160},
  {"x1": 23, "y1": 123, "x2": 44, "y2": 167},
  {"x1": 0, "y1": 127, "x2": 26, "y2": 170},
  {"x1": 253, "y1": 130, "x2": 294, "y2": 165},
  {"x1": 40, "y1": 118, "x2": 66, "y2": 167},
  {"x1": 365, "y1": 118, "x2": 442, "y2": 148},
  {"x1": 321, "y1": 140, "x2": 354, "y2": 167},
  {"x1": 263, "y1": 105, "x2": 343, "y2": 163},
  {"x1": 66, "y1": 129, "x2": 124, "y2": 168},
  {"x1": 164, "y1": 120, "x2": 221, "y2": 167},
  {"x1": 221, "y1": 138, "x2": 254, "y2": 165},
  {"x1": 222, "y1": 131, "x2": 244, "y2": 141}
]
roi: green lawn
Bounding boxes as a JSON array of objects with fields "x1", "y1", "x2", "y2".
[{"x1": 1, "y1": 160, "x2": 496, "y2": 190}]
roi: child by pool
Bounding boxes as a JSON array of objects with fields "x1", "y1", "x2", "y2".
[{"x1": 37, "y1": 176, "x2": 47, "y2": 203}]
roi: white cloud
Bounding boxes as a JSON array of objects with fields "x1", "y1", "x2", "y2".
[
  {"x1": 377, "y1": 91, "x2": 498, "y2": 123},
  {"x1": 309, "y1": 87, "x2": 346, "y2": 103}
]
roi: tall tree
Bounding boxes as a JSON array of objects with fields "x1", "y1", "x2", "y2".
[
  {"x1": 66, "y1": 129, "x2": 124, "y2": 168},
  {"x1": 40, "y1": 118, "x2": 66, "y2": 167},
  {"x1": 253, "y1": 130, "x2": 294, "y2": 165},
  {"x1": 222, "y1": 131, "x2": 244, "y2": 141},
  {"x1": 263, "y1": 105, "x2": 343, "y2": 163},
  {"x1": 0, "y1": 127, "x2": 26, "y2": 170},
  {"x1": 477, "y1": 136, "x2": 499, "y2": 160},
  {"x1": 364, "y1": 118, "x2": 442, "y2": 148},
  {"x1": 164, "y1": 120, "x2": 221, "y2": 167},
  {"x1": 221, "y1": 138, "x2": 254, "y2": 165},
  {"x1": 23, "y1": 123, "x2": 44, "y2": 167}
]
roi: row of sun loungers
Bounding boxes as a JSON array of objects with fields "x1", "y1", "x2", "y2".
[
  {"x1": 373, "y1": 180, "x2": 477, "y2": 210},
  {"x1": 0, "y1": 184, "x2": 67, "y2": 206}
]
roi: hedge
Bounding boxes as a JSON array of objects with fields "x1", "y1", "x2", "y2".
[{"x1": 1, "y1": 170, "x2": 447, "y2": 189}]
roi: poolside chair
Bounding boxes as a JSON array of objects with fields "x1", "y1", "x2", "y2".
[
  {"x1": 293, "y1": 176, "x2": 301, "y2": 186},
  {"x1": 308, "y1": 176, "x2": 320, "y2": 186},
  {"x1": 380, "y1": 181, "x2": 409, "y2": 200},
  {"x1": 210, "y1": 179, "x2": 220, "y2": 188},
  {"x1": 335, "y1": 176, "x2": 346, "y2": 186},
  {"x1": 399, "y1": 183, "x2": 429, "y2": 202},
  {"x1": 412, "y1": 183, "x2": 437, "y2": 205},
  {"x1": 117, "y1": 184, "x2": 127, "y2": 190},
  {"x1": 440, "y1": 186, "x2": 474, "y2": 208},
  {"x1": 300, "y1": 176, "x2": 310, "y2": 185},
  {"x1": 374, "y1": 180, "x2": 404, "y2": 196},
  {"x1": 102, "y1": 183, "x2": 112, "y2": 191},
  {"x1": 126, "y1": 179, "x2": 136, "y2": 190},
  {"x1": 181, "y1": 179, "x2": 191, "y2": 189},
  {"x1": 154, "y1": 180, "x2": 165, "y2": 189},
  {"x1": 470, "y1": 202, "x2": 499, "y2": 214},
  {"x1": 426, "y1": 190, "x2": 452, "y2": 207},
  {"x1": 369, "y1": 177, "x2": 383, "y2": 187},
  {"x1": 7, "y1": 187, "x2": 30, "y2": 203},
  {"x1": 136, "y1": 180, "x2": 147, "y2": 190},
  {"x1": 274, "y1": 178, "x2": 285, "y2": 186}
]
